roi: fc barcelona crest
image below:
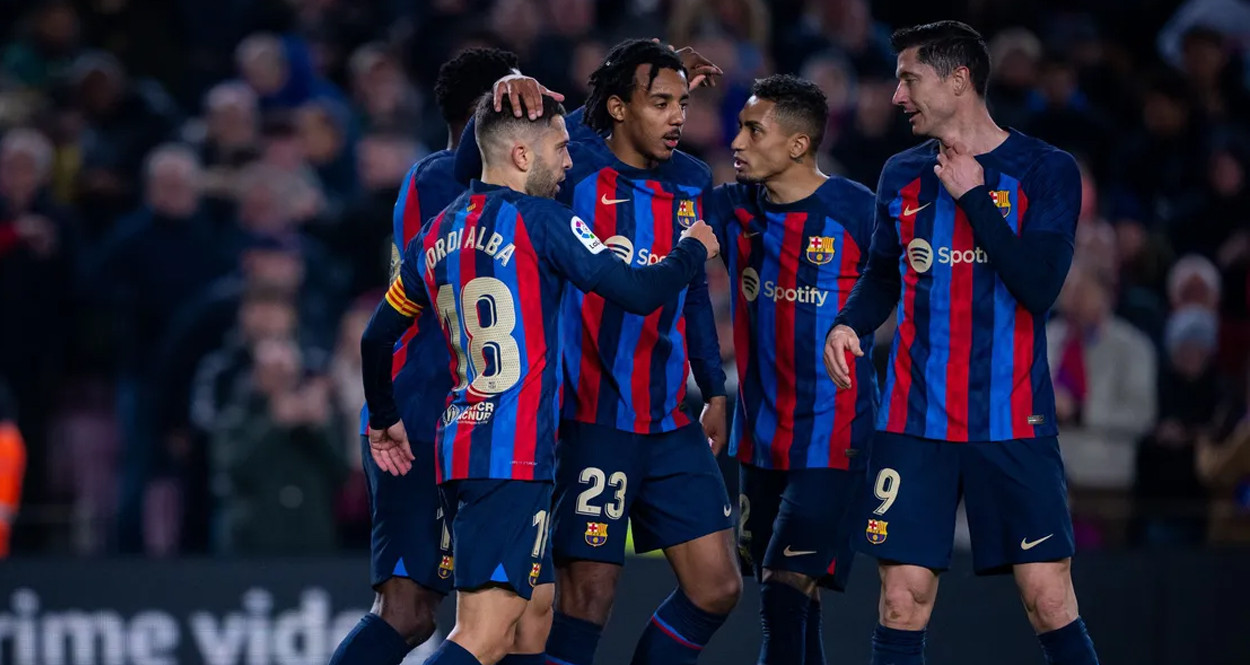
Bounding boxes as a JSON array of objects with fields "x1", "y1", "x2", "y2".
[
  {"x1": 677, "y1": 199, "x2": 697, "y2": 228},
  {"x1": 585, "y1": 521, "x2": 608, "y2": 547},
  {"x1": 806, "y1": 236, "x2": 836, "y2": 265},
  {"x1": 438, "y1": 555, "x2": 454, "y2": 579},
  {"x1": 865, "y1": 519, "x2": 888, "y2": 545},
  {"x1": 989, "y1": 190, "x2": 1011, "y2": 218},
  {"x1": 529, "y1": 563, "x2": 542, "y2": 587}
]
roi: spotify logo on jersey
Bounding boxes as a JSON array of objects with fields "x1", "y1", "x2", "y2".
[
  {"x1": 741, "y1": 267, "x2": 761, "y2": 302},
  {"x1": 907, "y1": 238, "x2": 934, "y2": 273},
  {"x1": 604, "y1": 235, "x2": 634, "y2": 263}
]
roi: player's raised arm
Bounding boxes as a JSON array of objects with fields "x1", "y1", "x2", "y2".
[
  {"x1": 936, "y1": 145, "x2": 1080, "y2": 314},
  {"x1": 534, "y1": 200, "x2": 718, "y2": 314},
  {"x1": 825, "y1": 172, "x2": 904, "y2": 388},
  {"x1": 359, "y1": 244, "x2": 429, "y2": 475}
]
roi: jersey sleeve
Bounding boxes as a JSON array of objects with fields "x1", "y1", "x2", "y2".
[
  {"x1": 362, "y1": 240, "x2": 430, "y2": 429},
  {"x1": 392, "y1": 163, "x2": 421, "y2": 251},
  {"x1": 528, "y1": 199, "x2": 710, "y2": 315},
  {"x1": 833, "y1": 167, "x2": 904, "y2": 338},
  {"x1": 683, "y1": 187, "x2": 727, "y2": 399},
  {"x1": 957, "y1": 149, "x2": 1080, "y2": 314}
]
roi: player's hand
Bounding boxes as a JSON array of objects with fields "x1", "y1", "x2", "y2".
[
  {"x1": 700, "y1": 396, "x2": 728, "y2": 457},
  {"x1": 823, "y1": 324, "x2": 863, "y2": 390},
  {"x1": 493, "y1": 74, "x2": 566, "y2": 120},
  {"x1": 652, "y1": 38, "x2": 723, "y2": 88},
  {"x1": 934, "y1": 142, "x2": 984, "y2": 200},
  {"x1": 680, "y1": 220, "x2": 720, "y2": 259},
  {"x1": 368, "y1": 420, "x2": 414, "y2": 476}
]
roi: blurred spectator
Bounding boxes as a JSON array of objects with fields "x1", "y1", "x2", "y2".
[
  {"x1": 1022, "y1": 53, "x2": 1115, "y2": 183},
  {"x1": 1178, "y1": 26, "x2": 1250, "y2": 126},
  {"x1": 1133, "y1": 306, "x2": 1222, "y2": 546},
  {"x1": 1196, "y1": 360, "x2": 1250, "y2": 545},
  {"x1": 89, "y1": 143, "x2": 229, "y2": 552},
  {"x1": 1049, "y1": 259, "x2": 1157, "y2": 546},
  {"x1": 0, "y1": 380, "x2": 25, "y2": 558},
  {"x1": 348, "y1": 43, "x2": 422, "y2": 136},
  {"x1": 211, "y1": 336, "x2": 347, "y2": 555},
  {"x1": 829, "y1": 75, "x2": 912, "y2": 189},
  {"x1": 296, "y1": 99, "x2": 357, "y2": 209},
  {"x1": 1167, "y1": 253, "x2": 1223, "y2": 312},
  {"x1": 0, "y1": 0, "x2": 82, "y2": 92},
  {"x1": 779, "y1": 0, "x2": 894, "y2": 79},
  {"x1": 235, "y1": 32, "x2": 344, "y2": 113},
  {"x1": 331, "y1": 132, "x2": 418, "y2": 297},
  {"x1": 987, "y1": 27, "x2": 1043, "y2": 131},
  {"x1": 70, "y1": 51, "x2": 182, "y2": 236}
]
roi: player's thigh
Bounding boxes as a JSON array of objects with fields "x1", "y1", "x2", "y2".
[
  {"x1": 738, "y1": 463, "x2": 785, "y2": 582},
  {"x1": 551, "y1": 420, "x2": 644, "y2": 565},
  {"x1": 855, "y1": 432, "x2": 961, "y2": 571},
  {"x1": 440, "y1": 479, "x2": 553, "y2": 601},
  {"x1": 962, "y1": 437, "x2": 1075, "y2": 575},
  {"x1": 763, "y1": 467, "x2": 864, "y2": 592},
  {"x1": 630, "y1": 423, "x2": 734, "y2": 555},
  {"x1": 362, "y1": 435, "x2": 453, "y2": 595}
]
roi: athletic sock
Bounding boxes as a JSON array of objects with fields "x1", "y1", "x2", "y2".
[
  {"x1": 757, "y1": 580, "x2": 810, "y2": 665},
  {"x1": 545, "y1": 611, "x2": 603, "y2": 665},
  {"x1": 870, "y1": 624, "x2": 925, "y2": 665},
  {"x1": 630, "y1": 589, "x2": 728, "y2": 664},
  {"x1": 328, "y1": 613, "x2": 414, "y2": 665},
  {"x1": 1038, "y1": 617, "x2": 1099, "y2": 665}
]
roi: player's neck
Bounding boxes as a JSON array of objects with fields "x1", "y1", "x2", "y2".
[
  {"x1": 447, "y1": 122, "x2": 467, "y2": 151},
  {"x1": 763, "y1": 164, "x2": 827, "y2": 206},
  {"x1": 480, "y1": 166, "x2": 528, "y2": 194},
  {"x1": 935, "y1": 104, "x2": 1009, "y2": 156},
  {"x1": 605, "y1": 133, "x2": 658, "y2": 170}
]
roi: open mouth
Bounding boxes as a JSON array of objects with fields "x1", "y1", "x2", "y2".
[
  {"x1": 662, "y1": 133, "x2": 681, "y2": 149},
  {"x1": 733, "y1": 157, "x2": 747, "y2": 170}
]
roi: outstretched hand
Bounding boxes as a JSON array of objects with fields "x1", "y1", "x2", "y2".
[
  {"x1": 493, "y1": 74, "x2": 566, "y2": 120},
  {"x1": 651, "y1": 38, "x2": 724, "y2": 88}
]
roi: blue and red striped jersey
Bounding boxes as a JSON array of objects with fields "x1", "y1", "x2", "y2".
[
  {"x1": 709, "y1": 178, "x2": 879, "y2": 470},
  {"x1": 559, "y1": 122, "x2": 726, "y2": 434},
  {"x1": 388, "y1": 181, "x2": 657, "y2": 483},
  {"x1": 359, "y1": 150, "x2": 462, "y2": 441},
  {"x1": 839, "y1": 131, "x2": 1081, "y2": 442}
]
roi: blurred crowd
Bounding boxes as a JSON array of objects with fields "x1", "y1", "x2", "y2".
[{"x1": 1, "y1": 0, "x2": 1248, "y2": 557}]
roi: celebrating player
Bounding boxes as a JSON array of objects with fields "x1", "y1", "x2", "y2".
[
  {"x1": 330, "y1": 47, "x2": 522, "y2": 665},
  {"x1": 823, "y1": 21, "x2": 1100, "y2": 665},
  {"x1": 361, "y1": 94, "x2": 720, "y2": 665},
  {"x1": 706, "y1": 74, "x2": 878, "y2": 665},
  {"x1": 452, "y1": 39, "x2": 739, "y2": 665}
]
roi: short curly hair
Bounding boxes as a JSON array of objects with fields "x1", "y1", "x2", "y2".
[
  {"x1": 750, "y1": 74, "x2": 829, "y2": 155},
  {"x1": 434, "y1": 47, "x2": 520, "y2": 127}
]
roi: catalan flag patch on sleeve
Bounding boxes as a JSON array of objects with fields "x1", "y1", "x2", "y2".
[{"x1": 385, "y1": 276, "x2": 422, "y2": 317}]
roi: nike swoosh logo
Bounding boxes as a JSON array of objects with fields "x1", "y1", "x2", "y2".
[
  {"x1": 783, "y1": 546, "x2": 818, "y2": 557},
  {"x1": 903, "y1": 202, "x2": 932, "y2": 216},
  {"x1": 743, "y1": 229, "x2": 760, "y2": 238},
  {"x1": 723, "y1": 505, "x2": 732, "y2": 517},
  {"x1": 1020, "y1": 534, "x2": 1054, "y2": 550},
  {"x1": 601, "y1": 195, "x2": 629, "y2": 205}
]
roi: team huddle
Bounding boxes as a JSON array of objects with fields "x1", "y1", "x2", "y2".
[{"x1": 333, "y1": 20, "x2": 1101, "y2": 665}]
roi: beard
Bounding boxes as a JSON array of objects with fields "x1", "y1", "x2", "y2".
[{"x1": 525, "y1": 156, "x2": 561, "y2": 198}]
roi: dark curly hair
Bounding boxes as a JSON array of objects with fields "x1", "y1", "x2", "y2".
[
  {"x1": 434, "y1": 47, "x2": 520, "y2": 127},
  {"x1": 750, "y1": 74, "x2": 829, "y2": 155},
  {"x1": 584, "y1": 39, "x2": 686, "y2": 134}
]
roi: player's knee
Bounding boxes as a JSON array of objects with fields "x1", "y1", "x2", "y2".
[
  {"x1": 557, "y1": 562, "x2": 620, "y2": 624},
  {"x1": 880, "y1": 572, "x2": 936, "y2": 629},
  {"x1": 1022, "y1": 586, "x2": 1078, "y2": 633},
  {"x1": 376, "y1": 580, "x2": 440, "y2": 645},
  {"x1": 685, "y1": 567, "x2": 742, "y2": 615}
]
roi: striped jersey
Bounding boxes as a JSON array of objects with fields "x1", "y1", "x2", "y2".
[
  {"x1": 387, "y1": 181, "x2": 628, "y2": 483},
  {"x1": 709, "y1": 178, "x2": 879, "y2": 470},
  {"x1": 359, "y1": 150, "x2": 461, "y2": 441},
  {"x1": 852, "y1": 131, "x2": 1080, "y2": 442},
  {"x1": 559, "y1": 114, "x2": 725, "y2": 433}
]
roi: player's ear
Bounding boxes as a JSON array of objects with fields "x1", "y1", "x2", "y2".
[
  {"x1": 511, "y1": 142, "x2": 530, "y2": 172},
  {"x1": 951, "y1": 65, "x2": 971, "y2": 96},
  {"x1": 607, "y1": 95, "x2": 627, "y2": 123},
  {"x1": 790, "y1": 133, "x2": 811, "y2": 161}
]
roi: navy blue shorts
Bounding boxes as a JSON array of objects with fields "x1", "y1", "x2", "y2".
[
  {"x1": 362, "y1": 435, "x2": 452, "y2": 594},
  {"x1": 738, "y1": 465, "x2": 862, "y2": 591},
  {"x1": 552, "y1": 420, "x2": 733, "y2": 564},
  {"x1": 439, "y1": 479, "x2": 555, "y2": 600},
  {"x1": 857, "y1": 432, "x2": 1075, "y2": 574}
]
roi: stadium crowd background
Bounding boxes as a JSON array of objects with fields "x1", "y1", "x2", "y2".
[{"x1": 0, "y1": 0, "x2": 1248, "y2": 558}]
